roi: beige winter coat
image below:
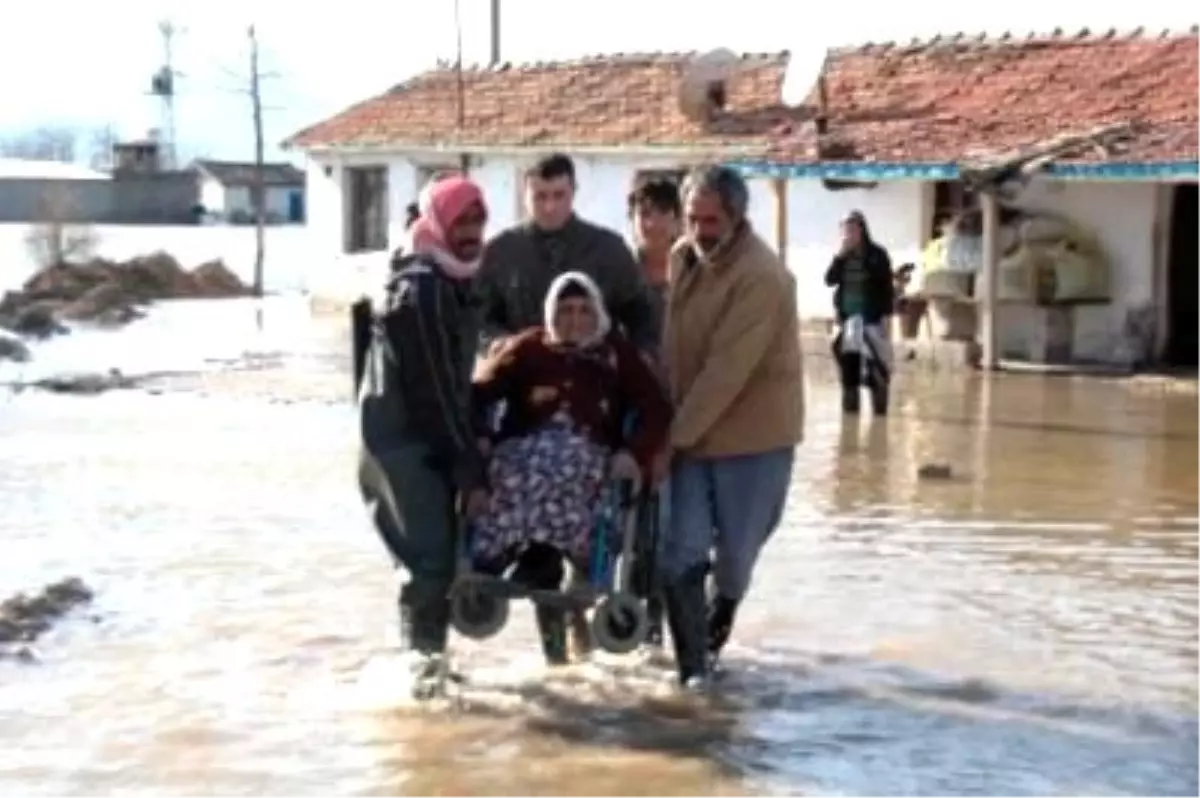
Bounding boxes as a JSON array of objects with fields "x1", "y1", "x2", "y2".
[{"x1": 663, "y1": 227, "x2": 805, "y2": 458}]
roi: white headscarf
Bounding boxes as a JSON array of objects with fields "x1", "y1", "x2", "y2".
[{"x1": 543, "y1": 270, "x2": 611, "y2": 348}]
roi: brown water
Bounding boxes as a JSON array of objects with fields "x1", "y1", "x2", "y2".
[{"x1": 0, "y1": 301, "x2": 1196, "y2": 796}]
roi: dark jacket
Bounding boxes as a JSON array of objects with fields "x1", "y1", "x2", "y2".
[
  {"x1": 359, "y1": 255, "x2": 487, "y2": 492},
  {"x1": 476, "y1": 216, "x2": 660, "y2": 352},
  {"x1": 472, "y1": 327, "x2": 673, "y2": 470},
  {"x1": 824, "y1": 240, "x2": 895, "y2": 324}
]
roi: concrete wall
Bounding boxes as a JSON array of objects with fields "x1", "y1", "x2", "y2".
[
  {"x1": 0, "y1": 174, "x2": 200, "y2": 225},
  {"x1": 199, "y1": 176, "x2": 304, "y2": 222},
  {"x1": 0, "y1": 223, "x2": 311, "y2": 294}
]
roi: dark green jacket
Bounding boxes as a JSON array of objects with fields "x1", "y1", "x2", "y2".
[{"x1": 476, "y1": 215, "x2": 660, "y2": 352}]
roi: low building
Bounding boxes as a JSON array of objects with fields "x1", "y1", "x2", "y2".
[
  {"x1": 284, "y1": 28, "x2": 1197, "y2": 368},
  {"x1": 282, "y1": 51, "x2": 791, "y2": 305},
  {"x1": 0, "y1": 152, "x2": 199, "y2": 226},
  {"x1": 193, "y1": 160, "x2": 306, "y2": 225},
  {"x1": 737, "y1": 28, "x2": 1199, "y2": 369}
]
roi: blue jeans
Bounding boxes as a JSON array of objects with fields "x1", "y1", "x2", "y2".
[{"x1": 660, "y1": 447, "x2": 794, "y2": 601}]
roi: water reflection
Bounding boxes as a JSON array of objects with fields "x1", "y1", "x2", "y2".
[{"x1": 0, "y1": 301, "x2": 1195, "y2": 796}]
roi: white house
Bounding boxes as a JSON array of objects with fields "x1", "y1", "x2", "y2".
[
  {"x1": 193, "y1": 159, "x2": 306, "y2": 225},
  {"x1": 282, "y1": 51, "x2": 792, "y2": 309},
  {"x1": 284, "y1": 30, "x2": 1198, "y2": 369}
]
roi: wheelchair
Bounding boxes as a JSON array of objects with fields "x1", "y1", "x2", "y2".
[{"x1": 448, "y1": 472, "x2": 662, "y2": 656}]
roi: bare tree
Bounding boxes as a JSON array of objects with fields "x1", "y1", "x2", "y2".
[
  {"x1": 88, "y1": 125, "x2": 119, "y2": 171},
  {"x1": 222, "y1": 27, "x2": 279, "y2": 298},
  {"x1": 249, "y1": 25, "x2": 266, "y2": 298},
  {"x1": 0, "y1": 126, "x2": 79, "y2": 163},
  {"x1": 24, "y1": 184, "x2": 98, "y2": 270}
]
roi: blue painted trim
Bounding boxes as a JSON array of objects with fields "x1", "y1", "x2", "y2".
[{"x1": 729, "y1": 160, "x2": 1199, "y2": 181}]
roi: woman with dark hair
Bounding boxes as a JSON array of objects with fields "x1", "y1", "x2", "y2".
[
  {"x1": 825, "y1": 210, "x2": 896, "y2": 416},
  {"x1": 627, "y1": 177, "x2": 682, "y2": 326}
]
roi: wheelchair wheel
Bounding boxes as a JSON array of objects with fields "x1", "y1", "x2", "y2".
[
  {"x1": 450, "y1": 584, "x2": 509, "y2": 640},
  {"x1": 591, "y1": 592, "x2": 649, "y2": 655}
]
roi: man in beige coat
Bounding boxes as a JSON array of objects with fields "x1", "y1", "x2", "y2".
[{"x1": 660, "y1": 165, "x2": 805, "y2": 688}]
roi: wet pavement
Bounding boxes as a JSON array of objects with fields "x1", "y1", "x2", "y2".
[{"x1": 0, "y1": 299, "x2": 1195, "y2": 796}]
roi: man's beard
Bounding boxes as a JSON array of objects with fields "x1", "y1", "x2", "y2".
[{"x1": 691, "y1": 229, "x2": 734, "y2": 263}]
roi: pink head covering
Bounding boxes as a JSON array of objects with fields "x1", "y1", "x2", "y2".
[{"x1": 407, "y1": 174, "x2": 488, "y2": 280}]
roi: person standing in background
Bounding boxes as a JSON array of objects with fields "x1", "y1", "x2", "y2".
[
  {"x1": 627, "y1": 177, "x2": 683, "y2": 338},
  {"x1": 625, "y1": 176, "x2": 682, "y2": 650},
  {"x1": 824, "y1": 210, "x2": 895, "y2": 416}
]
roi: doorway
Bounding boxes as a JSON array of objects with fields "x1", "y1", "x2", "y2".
[{"x1": 1165, "y1": 183, "x2": 1198, "y2": 368}]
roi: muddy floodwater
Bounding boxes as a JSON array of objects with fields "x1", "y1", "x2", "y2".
[{"x1": 0, "y1": 298, "x2": 1196, "y2": 796}]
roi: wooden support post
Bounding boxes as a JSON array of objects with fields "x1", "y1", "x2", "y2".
[
  {"x1": 772, "y1": 177, "x2": 788, "y2": 265},
  {"x1": 979, "y1": 191, "x2": 1000, "y2": 369}
]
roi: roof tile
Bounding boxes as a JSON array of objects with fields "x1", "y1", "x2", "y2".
[
  {"x1": 771, "y1": 29, "x2": 1198, "y2": 163},
  {"x1": 285, "y1": 30, "x2": 1198, "y2": 164},
  {"x1": 285, "y1": 52, "x2": 790, "y2": 151}
]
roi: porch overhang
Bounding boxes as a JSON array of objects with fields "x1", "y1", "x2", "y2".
[{"x1": 728, "y1": 160, "x2": 1200, "y2": 183}]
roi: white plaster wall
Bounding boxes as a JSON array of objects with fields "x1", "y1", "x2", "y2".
[
  {"x1": 199, "y1": 176, "x2": 225, "y2": 214},
  {"x1": 1001, "y1": 179, "x2": 1158, "y2": 364},
  {"x1": 302, "y1": 151, "x2": 788, "y2": 306},
  {"x1": 784, "y1": 180, "x2": 926, "y2": 323},
  {"x1": 297, "y1": 150, "x2": 1162, "y2": 365},
  {"x1": 200, "y1": 179, "x2": 300, "y2": 221}
]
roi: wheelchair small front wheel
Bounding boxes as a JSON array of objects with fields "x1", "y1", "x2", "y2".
[
  {"x1": 591, "y1": 592, "x2": 649, "y2": 655},
  {"x1": 450, "y1": 584, "x2": 509, "y2": 640}
]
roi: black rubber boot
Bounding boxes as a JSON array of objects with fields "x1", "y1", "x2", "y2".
[
  {"x1": 399, "y1": 580, "x2": 450, "y2": 655},
  {"x1": 663, "y1": 562, "x2": 710, "y2": 686},
  {"x1": 644, "y1": 595, "x2": 665, "y2": 648},
  {"x1": 512, "y1": 546, "x2": 571, "y2": 666},
  {"x1": 397, "y1": 583, "x2": 451, "y2": 697},
  {"x1": 535, "y1": 606, "x2": 570, "y2": 666},
  {"x1": 870, "y1": 379, "x2": 889, "y2": 416},
  {"x1": 707, "y1": 594, "x2": 740, "y2": 661},
  {"x1": 842, "y1": 386, "x2": 861, "y2": 414}
]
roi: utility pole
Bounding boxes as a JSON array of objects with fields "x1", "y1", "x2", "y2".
[
  {"x1": 248, "y1": 25, "x2": 266, "y2": 298},
  {"x1": 453, "y1": 0, "x2": 469, "y2": 174},
  {"x1": 490, "y1": 0, "x2": 501, "y2": 66}
]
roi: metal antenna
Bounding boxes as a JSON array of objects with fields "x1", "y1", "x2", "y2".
[
  {"x1": 150, "y1": 20, "x2": 185, "y2": 169},
  {"x1": 453, "y1": 0, "x2": 469, "y2": 173}
]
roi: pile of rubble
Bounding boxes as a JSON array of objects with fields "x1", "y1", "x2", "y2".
[{"x1": 0, "y1": 252, "x2": 251, "y2": 342}]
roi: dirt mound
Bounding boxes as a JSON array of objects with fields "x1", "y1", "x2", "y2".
[
  {"x1": 0, "y1": 252, "x2": 253, "y2": 339},
  {"x1": 0, "y1": 577, "x2": 94, "y2": 648}
]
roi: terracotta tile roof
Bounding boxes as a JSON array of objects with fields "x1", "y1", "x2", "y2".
[
  {"x1": 768, "y1": 28, "x2": 1200, "y2": 164},
  {"x1": 284, "y1": 52, "x2": 790, "y2": 152},
  {"x1": 193, "y1": 159, "x2": 305, "y2": 187}
]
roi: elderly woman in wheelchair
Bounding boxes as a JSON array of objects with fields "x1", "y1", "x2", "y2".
[{"x1": 449, "y1": 271, "x2": 672, "y2": 664}]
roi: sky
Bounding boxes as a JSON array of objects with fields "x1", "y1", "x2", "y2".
[{"x1": 0, "y1": 0, "x2": 1194, "y2": 166}]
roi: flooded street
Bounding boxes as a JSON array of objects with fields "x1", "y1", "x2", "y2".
[{"x1": 0, "y1": 299, "x2": 1196, "y2": 796}]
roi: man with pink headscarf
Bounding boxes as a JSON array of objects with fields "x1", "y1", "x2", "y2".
[{"x1": 356, "y1": 173, "x2": 491, "y2": 698}]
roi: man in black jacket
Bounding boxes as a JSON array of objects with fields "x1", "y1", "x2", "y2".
[
  {"x1": 356, "y1": 175, "x2": 490, "y2": 697},
  {"x1": 824, "y1": 210, "x2": 896, "y2": 416},
  {"x1": 477, "y1": 153, "x2": 661, "y2": 353}
]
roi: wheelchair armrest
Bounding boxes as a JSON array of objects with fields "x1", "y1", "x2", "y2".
[{"x1": 615, "y1": 475, "x2": 641, "y2": 508}]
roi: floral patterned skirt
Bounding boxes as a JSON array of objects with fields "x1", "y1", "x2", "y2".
[{"x1": 470, "y1": 420, "x2": 610, "y2": 569}]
